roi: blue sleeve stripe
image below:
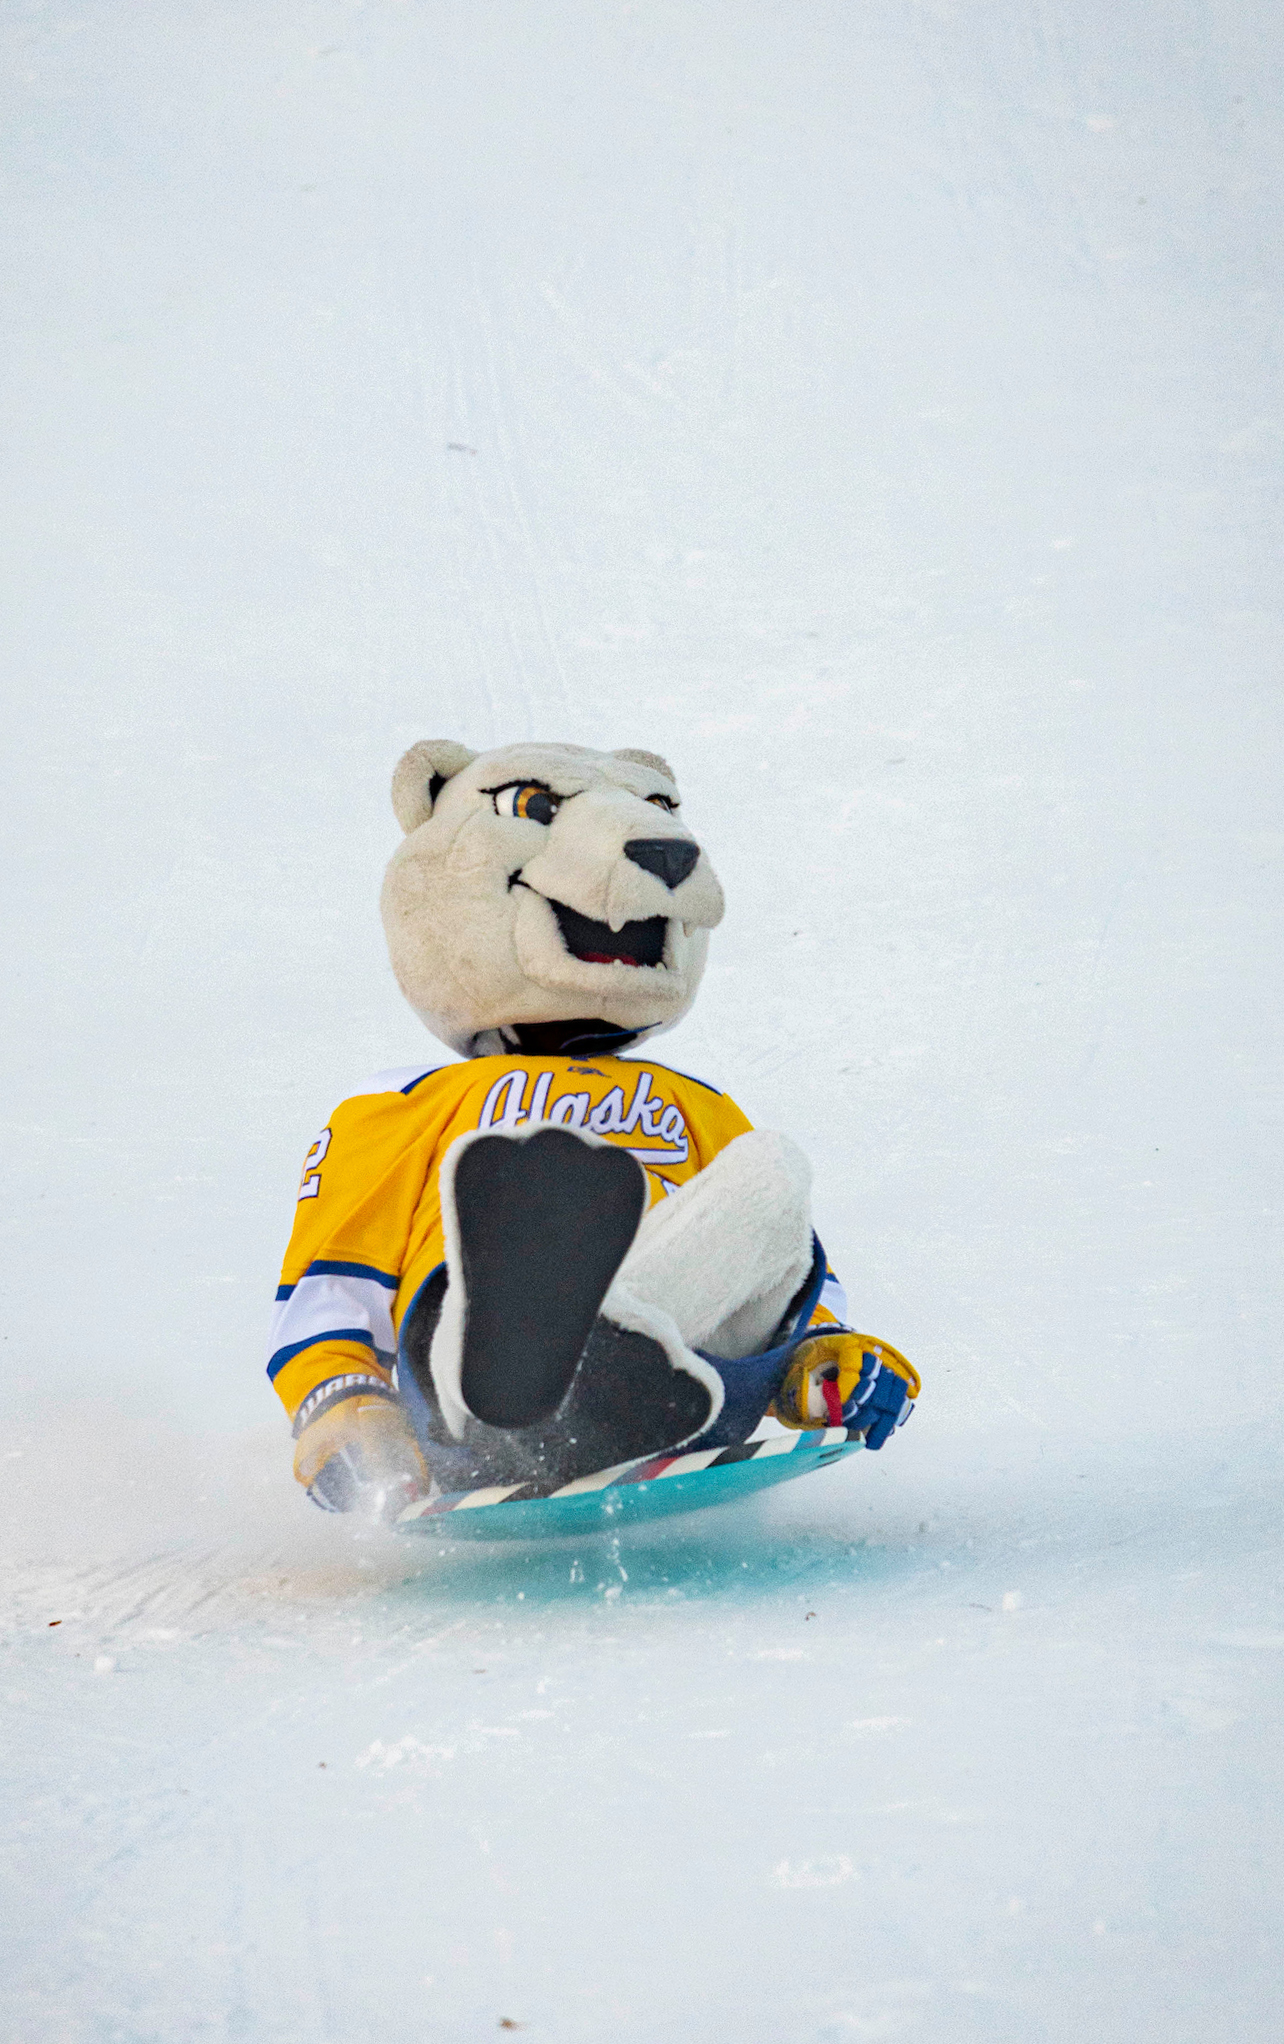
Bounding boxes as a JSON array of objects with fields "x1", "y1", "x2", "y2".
[
  {"x1": 267, "y1": 1328, "x2": 376, "y2": 1381},
  {"x1": 402, "y1": 1068, "x2": 441, "y2": 1095},
  {"x1": 304, "y1": 1258, "x2": 400, "y2": 1290},
  {"x1": 275, "y1": 1282, "x2": 295, "y2": 1302}
]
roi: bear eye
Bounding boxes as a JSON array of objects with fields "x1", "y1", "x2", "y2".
[
  {"x1": 492, "y1": 781, "x2": 561, "y2": 825},
  {"x1": 646, "y1": 792, "x2": 679, "y2": 812}
]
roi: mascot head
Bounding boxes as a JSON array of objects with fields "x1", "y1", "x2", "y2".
[{"x1": 381, "y1": 740, "x2": 725, "y2": 1058}]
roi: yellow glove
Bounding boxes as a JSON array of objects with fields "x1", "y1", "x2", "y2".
[
  {"x1": 772, "y1": 1331, "x2": 920, "y2": 1449},
  {"x1": 293, "y1": 1387, "x2": 428, "y2": 1520}
]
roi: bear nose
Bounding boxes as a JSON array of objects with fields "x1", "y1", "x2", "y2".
[{"x1": 623, "y1": 838, "x2": 700, "y2": 890}]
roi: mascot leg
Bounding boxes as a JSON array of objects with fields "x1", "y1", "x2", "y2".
[
  {"x1": 608, "y1": 1129, "x2": 815, "y2": 1359},
  {"x1": 411, "y1": 1124, "x2": 724, "y2": 1491}
]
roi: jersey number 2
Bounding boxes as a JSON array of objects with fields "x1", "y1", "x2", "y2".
[{"x1": 298, "y1": 1128, "x2": 332, "y2": 1200}]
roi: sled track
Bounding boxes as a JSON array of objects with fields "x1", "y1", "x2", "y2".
[{"x1": 0, "y1": 1541, "x2": 386, "y2": 1646}]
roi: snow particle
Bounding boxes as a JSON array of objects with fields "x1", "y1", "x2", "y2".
[
  {"x1": 356, "y1": 1736, "x2": 456, "y2": 1776},
  {"x1": 1001, "y1": 1591, "x2": 1023, "y2": 1612},
  {"x1": 93, "y1": 1654, "x2": 115, "y2": 1674}
]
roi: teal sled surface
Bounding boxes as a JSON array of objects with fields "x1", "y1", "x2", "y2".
[{"x1": 395, "y1": 1427, "x2": 862, "y2": 1542}]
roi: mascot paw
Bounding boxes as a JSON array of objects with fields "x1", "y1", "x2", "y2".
[
  {"x1": 293, "y1": 1385, "x2": 428, "y2": 1520},
  {"x1": 772, "y1": 1332, "x2": 920, "y2": 1449},
  {"x1": 450, "y1": 1123, "x2": 648, "y2": 1430}
]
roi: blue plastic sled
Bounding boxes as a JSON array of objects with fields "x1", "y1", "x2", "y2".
[{"x1": 395, "y1": 1424, "x2": 862, "y2": 1541}]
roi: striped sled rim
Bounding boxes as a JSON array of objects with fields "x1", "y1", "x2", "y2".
[{"x1": 395, "y1": 1425, "x2": 862, "y2": 1541}]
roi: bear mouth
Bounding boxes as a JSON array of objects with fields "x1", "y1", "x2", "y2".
[{"x1": 549, "y1": 897, "x2": 667, "y2": 969}]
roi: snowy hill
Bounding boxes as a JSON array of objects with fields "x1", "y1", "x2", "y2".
[{"x1": 2, "y1": 4, "x2": 1281, "y2": 2039}]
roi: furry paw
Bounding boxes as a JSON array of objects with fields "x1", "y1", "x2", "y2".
[{"x1": 437, "y1": 1121, "x2": 648, "y2": 1435}]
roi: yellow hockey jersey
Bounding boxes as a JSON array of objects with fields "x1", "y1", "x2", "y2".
[{"x1": 269, "y1": 1054, "x2": 847, "y2": 1422}]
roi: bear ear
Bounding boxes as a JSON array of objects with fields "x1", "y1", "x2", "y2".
[
  {"x1": 613, "y1": 747, "x2": 677, "y2": 786},
  {"x1": 391, "y1": 740, "x2": 478, "y2": 832}
]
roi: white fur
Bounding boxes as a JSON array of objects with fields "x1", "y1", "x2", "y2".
[
  {"x1": 607, "y1": 1130, "x2": 815, "y2": 1359},
  {"x1": 391, "y1": 740, "x2": 478, "y2": 833},
  {"x1": 429, "y1": 1122, "x2": 522, "y2": 1440},
  {"x1": 381, "y1": 741, "x2": 724, "y2": 1057}
]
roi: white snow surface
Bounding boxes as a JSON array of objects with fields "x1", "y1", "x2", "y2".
[{"x1": 3, "y1": 4, "x2": 1281, "y2": 2039}]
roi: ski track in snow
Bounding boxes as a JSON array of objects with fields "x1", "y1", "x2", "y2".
[{"x1": 2, "y1": 2, "x2": 1282, "y2": 2040}]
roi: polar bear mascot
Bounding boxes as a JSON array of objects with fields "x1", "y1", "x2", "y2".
[{"x1": 269, "y1": 740, "x2": 919, "y2": 1519}]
